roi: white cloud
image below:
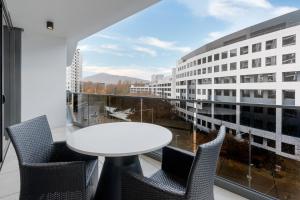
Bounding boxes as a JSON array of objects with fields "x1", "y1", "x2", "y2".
[
  {"x1": 99, "y1": 44, "x2": 121, "y2": 51},
  {"x1": 80, "y1": 33, "x2": 192, "y2": 56},
  {"x1": 82, "y1": 65, "x2": 174, "y2": 80},
  {"x1": 78, "y1": 44, "x2": 130, "y2": 57},
  {"x1": 177, "y1": 0, "x2": 298, "y2": 42},
  {"x1": 133, "y1": 46, "x2": 157, "y2": 57},
  {"x1": 94, "y1": 34, "x2": 120, "y2": 40},
  {"x1": 138, "y1": 36, "x2": 191, "y2": 53}
]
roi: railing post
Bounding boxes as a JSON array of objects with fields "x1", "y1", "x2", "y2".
[
  {"x1": 140, "y1": 98, "x2": 143, "y2": 122},
  {"x1": 151, "y1": 108, "x2": 153, "y2": 123},
  {"x1": 87, "y1": 94, "x2": 90, "y2": 126}
]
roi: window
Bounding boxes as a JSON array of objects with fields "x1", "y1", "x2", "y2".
[
  {"x1": 207, "y1": 122, "x2": 212, "y2": 129},
  {"x1": 208, "y1": 67, "x2": 212, "y2": 73},
  {"x1": 252, "y1": 58, "x2": 261, "y2": 68},
  {"x1": 208, "y1": 55, "x2": 212, "y2": 62},
  {"x1": 215, "y1": 90, "x2": 222, "y2": 96},
  {"x1": 224, "y1": 90, "x2": 230, "y2": 96},
  {"x1": 254, "y1": 90, "x2": 263, "y2": 98},
  {"x1": 283, "y1": 90, "x2": 295, "y2": 99},
  {"x1": 242, "y1": 90, "x2": 250, "y2": 97},
  {"x1": 198, "y1": 69, "x2": 201, "y2": 75},
  {"x1": 266, "y1": 39, "x2": 277, "y2": 50},
  {"x1": 282, "y1": 143, "x2": 295, "y2": 155},
  {"x1": 268, "y1": 108, "x2": 276, "y2": 115},
  {"x1": 282, "y1": 53, "x2": 296, "y2": 64},
  {"x1": 197, "y1": 59, "x2": 201, "y2": 65},
  {"x1": 242, "y1": 106, "x2": 250, "y2": 112},
  {"x1": 214, "y1": 65, "x2": 219, "y2": 72},
  {"x1": 230, "y1": 49, "x2": 237, "y2": 57},
  {"x1": 193, "y1": 61, "x2": 196, "y2": 66},
  {"x1": 240, "y1": 60, "x2": 248, "y2": 69},
  {"x1": 240, "y1": 46, "x2": 248, "y2": 55},
  {"x1": 232, "y1": 90, "x2": 236, "y2": 96},
  {"x1": 267, "y1": 139, "x2": 276, "y2": 148},
  {"x1": 253, "y1": 135, "x2": 263, "y2": 144},
  {"x1": 230, "y1": 62, "x2": 237, "y2": 70},
  {"x1": 202, "y1": 89, "x2": 206, "y2": 95},
  {"x1": 282, "y1": 35, "x2": 296, "y2": 46},
  {"x1": 254, "y1": 107, "x2": 264, "y2": 113},
  {"x1": 222, "y1": 64, "x2": 228, "y2": 71},
  {"x1": 268, "y1": 90, "x2": 276, "y2": 99},
  {"x1": 222, "y1": 51, "x2": 228, "y2": 59},
  {"x1": 214, "y1": 54, "x2": 219, "y2": 61},
  {"x1": 202, "y1": 57, "x2": 206, "y2": 64},
  {"x1": 252, "y1": 43, "x2": 261, "y2": 53},
  {"x1": 283, "y1": 71, "x2": 300, "y2": 82},
  {"x1": 197, "y1": 89, "x2": 201, "y2": 95},
  {"x1": 266, "y1": 56, "x2": 276, "y2": 66},
  {"x1": 202, "y1": 68, "x2": 206, "y2": 74}
]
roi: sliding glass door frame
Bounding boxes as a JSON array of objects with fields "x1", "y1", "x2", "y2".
[{"x1": 0, "y1": 2, "x2": 4, "y2": 165}]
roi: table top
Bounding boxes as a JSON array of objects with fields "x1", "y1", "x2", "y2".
[{"x1": 66, "y1": 122, "x2": 173, "y2": 157}]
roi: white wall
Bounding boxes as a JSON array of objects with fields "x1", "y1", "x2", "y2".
[{"x1": 21, "y1": 31, "x2": 67, "y2": 128}]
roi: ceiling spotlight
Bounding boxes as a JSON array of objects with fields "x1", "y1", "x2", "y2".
[{"x1": 47, "y1": 21, "x2": 54, "y2": 31}]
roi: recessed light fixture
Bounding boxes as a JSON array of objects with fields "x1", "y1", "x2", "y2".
[{"x1": 46, "y1": 21, "x2": 54, "y2": 30}]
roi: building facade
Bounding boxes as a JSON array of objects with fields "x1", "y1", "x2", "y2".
[
  {"x1": 130, "y1": 73, "x2": 175, "y2": 98},
  {"x1": 175, "y1": 11, "x2": 300, "y2": 160},
  {"x1": 66, "y1": 49, "x2": 82, "y2": 92}
]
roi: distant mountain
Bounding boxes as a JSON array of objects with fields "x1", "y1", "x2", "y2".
[{"x1": 83, "y1": 73, "x2": 149, "y2": 85}]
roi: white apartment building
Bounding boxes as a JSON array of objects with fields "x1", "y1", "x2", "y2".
[
  {"x1": 151, "y1": 74, "x2": 164, "y2": 83},
  {"x1": 130, "y1": 72, "x2": 175, "y2": 98},
  {"x1": 66, "y1": 49, "x2": 82, "y2": 92},
  {"x1": 175, "y1": 10, "x2": 300, "y2": 160}
]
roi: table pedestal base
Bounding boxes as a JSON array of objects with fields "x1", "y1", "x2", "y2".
[{"x1": 95, "y1": 155, "x2": 142, "y2": 200}]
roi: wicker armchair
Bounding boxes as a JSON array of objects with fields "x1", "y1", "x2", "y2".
[
  {"x1": 6, "y1": 115, "x2": 98, "y2": 200},
  {"x1": 122, "y1": 126, "x2": 226, "y2": 200}
]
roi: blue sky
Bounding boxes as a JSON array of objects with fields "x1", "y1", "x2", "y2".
[{"x1": 78, "y1": 0, "x2": 299, "y2": 80}]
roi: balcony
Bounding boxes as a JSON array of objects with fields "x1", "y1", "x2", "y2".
[
  {"x1": 0, "y1": 124, "x2": 245, "y2": 200},
  {"x1": 65, "y1": 92, "x2": 300, "y2": 200},
  {"x1": 2, "y1": 91, "x2": 300, "y2": 199}
]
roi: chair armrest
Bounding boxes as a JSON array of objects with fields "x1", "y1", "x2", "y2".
[
  {"x1": 21, "y1": 161, "x2": 86, "y2": 195},
  {"x1": 162, "y1": 146, "x2": 194, "y2": 181},
  {"x1": 52, "y1": 141, "x2": 97, "y2": 162},
  {"x1": 122, "y1": 172, "x2": 184, "y2": 200}
]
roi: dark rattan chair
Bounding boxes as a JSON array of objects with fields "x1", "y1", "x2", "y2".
[
  {"x1": 122, "y1": 126, "x2": 226, "y2": 200},
  {"x1": 6, "y1": 115, "x2": 98, "y2": 200}
]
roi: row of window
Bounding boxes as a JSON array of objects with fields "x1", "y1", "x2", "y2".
[
  {"x1": 150, "y1": 83, "x2": 172, "y2": 87},
  {"x1": 178, "y1": 34, "x2": 296, "y2": 72},
  {"x1": 176, "y1": 53, "x2": 296, "y2": 79},
  {"x1": 176, "y1": 89, "x2": 295, "y2": 101},
  {"x1": 177, "y1": 71, "x2": 300, "y2": 86}
]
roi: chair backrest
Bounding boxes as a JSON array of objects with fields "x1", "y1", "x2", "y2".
[
  {"x1": 185, "y1": 126, "x2": 226, "y2": 200},
  {"x1": 6, "y1": 115, "x2": 54, "y2": 165}
]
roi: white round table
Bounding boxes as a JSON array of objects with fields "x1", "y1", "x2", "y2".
[{"x1": 67, "y1": 122, "x2": 172, "y2": 200}]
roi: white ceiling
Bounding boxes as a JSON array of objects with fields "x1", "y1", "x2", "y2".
[
  {"x1": 6, "y1": 0, "x2": 159, "y2": 41},
  {"x1": 6, "y1": 0, "x2": 159, "y2": 64}
]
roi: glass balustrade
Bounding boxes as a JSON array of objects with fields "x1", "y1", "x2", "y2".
[{"x1": 67, "y1": 92, "x2": 300, "y2": 200}]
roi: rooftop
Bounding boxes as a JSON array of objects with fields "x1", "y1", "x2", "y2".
[{"x1": 180, "y1": 9, "x2": 300, "y2": 62}]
